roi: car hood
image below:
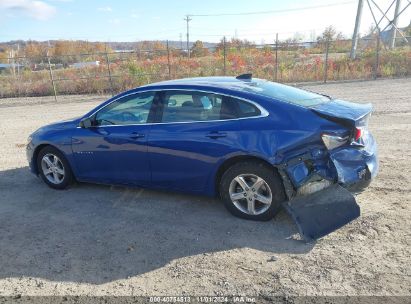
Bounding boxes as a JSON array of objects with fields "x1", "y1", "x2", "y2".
[
  {"x1": 311, "y1": 99, "x2": 372, "y2": 127},
  {"x1": 34, "y1": 117, "x2": 80, "y2": 134}
]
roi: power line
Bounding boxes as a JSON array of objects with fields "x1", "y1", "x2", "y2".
[
  {"x1": 184, "y1": 1, "x2": 356, "y2": 46},
  {"x1": 188, "y1": 1, "x2": 356, "y2": 17},
  {"x1": 190, "y1": 27, "x2": 327, "y2": 36},
  {"x1": 0, "y1": 28, "x2": 185, "y2": 41}
]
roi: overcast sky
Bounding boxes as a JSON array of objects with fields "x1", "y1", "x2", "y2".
[{"x1": 0, "y1": 0, "x2": 410, "y2": 42}]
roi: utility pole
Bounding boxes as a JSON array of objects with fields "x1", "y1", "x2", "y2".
[
  {"x1": 184, "y1": 15, "x2": 192, "y2": 58},
  {"x1": 350, "y1": 0, "x2": 364, "y2": 59},
  {"x1": 390, "y1": 0, "x2": 401, "y2": 49},
  {"x1": 179, "y1": 33, "x2": 183, "y2": 50}
]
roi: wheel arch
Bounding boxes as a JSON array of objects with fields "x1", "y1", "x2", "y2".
[
  {"x1": 32, "y1": 143, "x2": 69, "y2": 175},
  {"x1": 214, "y1": 155, "x2": 284, "y2": 197}
]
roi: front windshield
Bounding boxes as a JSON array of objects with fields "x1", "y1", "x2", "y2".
[{"x1": 241, "y1": 79, "x2": 331, "y2": 107}]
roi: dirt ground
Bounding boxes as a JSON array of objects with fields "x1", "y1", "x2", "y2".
[{"x1": 0, "y1": 78, "x2": 410, "y2": 297}]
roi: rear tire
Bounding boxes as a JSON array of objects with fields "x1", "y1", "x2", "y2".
[
  {"x1": 219, "y1": 161, "x2": 285, "y2": 221},
  {"x1": 37, "y1": 146, "x2": 74, "y2": 190}
]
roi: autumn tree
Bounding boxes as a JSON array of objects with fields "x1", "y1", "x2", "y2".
[
  {"x1": 24, "y1": 41, "x2": 48, "y2": 63},
  {"x1": 0, "y1": 45, "x2": 11, "y2": 61},
  {"x1": 52, "y1": 40, "x2": 109, "y2": 65},
  {"x1": 136, "y1": 41, "x2": 166, "y2": 51},
  {"x1": 316, "y1": 26, "x2": 347, "y2": 51},
  {"x1": 317, "y1": 26, "x2": 344, "y2": 42},
  {"x1": 216, "y1": 38, "x2": 254, "y2": 52},
  {"x1": 191, "y1": 40, "x2": 209, "y2": 57}
]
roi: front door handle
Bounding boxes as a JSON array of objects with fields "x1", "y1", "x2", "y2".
[
  {"x1": 129, "y1": 132, "x2": 145, "y2": 140},
  {"x1": 206, "y1": 131, "x2": 227, "y2": 139}
]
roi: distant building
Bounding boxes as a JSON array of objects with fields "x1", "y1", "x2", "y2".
[
  {"x1": 0, "y1": 63, "x2": 25, "y2": 74},
  {"x1": 0, "y1": 63, "x2": 25, "y2": 70},
  {"x1": 114, "y1": 49, "x2": 134, "y2": 53},
  {"x1": 71, "y1": 61, "x2": 100, "y2": 69}
]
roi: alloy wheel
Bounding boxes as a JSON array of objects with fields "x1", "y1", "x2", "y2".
[
  {"x1": 41, "y1": 153, "x2": 65, "y2": 185},
  {"x1": 228, "y1": 174, "x2": 272, "y2": 215}
]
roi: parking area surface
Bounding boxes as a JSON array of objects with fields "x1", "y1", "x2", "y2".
[{"x1": 0, "y1": 78, "x2": 410, "y2": 296}]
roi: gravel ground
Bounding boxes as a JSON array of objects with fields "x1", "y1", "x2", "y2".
[{"x1": 0, "y1": 78, "x2": 410, "y2": 297}]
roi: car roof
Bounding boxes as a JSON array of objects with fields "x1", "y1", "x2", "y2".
[{"x1": 140, "y1": 76, "x2": 263, "y2": 94}]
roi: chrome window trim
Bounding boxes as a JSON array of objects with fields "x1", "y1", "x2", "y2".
[{"x1": 79, "y1": 88, "x2": 269, "y2": 128}]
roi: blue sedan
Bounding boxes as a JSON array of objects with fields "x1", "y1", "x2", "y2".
[{"x1": 26, "y1": 75, "x2": 378, "y2": 222}]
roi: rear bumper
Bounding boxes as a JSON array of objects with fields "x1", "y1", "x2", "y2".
[
  {"x1": 344, "y1": 154, "x2": 378, "y2": 193},
  {"x1": 330, "y1": 136, "x2": 378, "y2": 193}
]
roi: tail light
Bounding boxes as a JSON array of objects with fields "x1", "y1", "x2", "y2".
[
  {"x1": 321, "y1": 134, "x2": 349, "y2": 150},
  {"x1": 354, "y1": 127, "x2": 363, "y2": 141}
]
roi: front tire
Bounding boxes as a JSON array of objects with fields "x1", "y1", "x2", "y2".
[
  {"x1": 220, "y1": 161, "x2": 285, "y2": 221},
  {"x1": 37, "y1": 146, "x2": 74, "y2": 190}
]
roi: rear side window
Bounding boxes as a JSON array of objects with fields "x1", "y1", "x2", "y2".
[
  {"x1": 242, "y1": 79, "x2": 330, "y2": 107},
  {"x1": 219, "y1": 97, "x2": 261, "y2": 119},
  {"x1": 160, "y1": 91, "x2": 262, "y2": 123},
  {"x1": 236, "y1": 99, "x2": 261, "y2": 117},
  {"x1": 161, "y1": 92, "x2": 223, "y2": 123}
]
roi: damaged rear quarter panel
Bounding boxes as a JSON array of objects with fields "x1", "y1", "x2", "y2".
[
  {"x1": 225, "y1": 93, "x2": 377, "y2": 199},
  {"x1": 243, "y1": 95, "x2": 347, "y2": 194},
  {"x1": 329, "y1": 131, "x2": 379, "y2": 186}
]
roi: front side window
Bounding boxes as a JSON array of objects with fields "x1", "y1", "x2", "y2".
[
  {"x1": 161, "y1": 91, "x2": 262, "y2": 123},
  {"x1": 94, "y1": 92, "x2": 156, "y2": 126}
]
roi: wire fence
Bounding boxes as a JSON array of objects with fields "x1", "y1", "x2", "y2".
[{"x1": 0, "y1": 36, "x2": 410, "y2": 100}]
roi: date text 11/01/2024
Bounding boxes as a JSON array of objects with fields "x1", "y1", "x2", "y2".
[{"x1": 149, "y1": 296, "x2": 256, "y2": 302}]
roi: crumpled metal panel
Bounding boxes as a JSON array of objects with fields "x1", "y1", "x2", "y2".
[
  {"x1": 283, "y1": 184, "x2": 360, "y2": 242},
  {"x1": 329, "y1": 132, "x2": 378, "y2": 185}
]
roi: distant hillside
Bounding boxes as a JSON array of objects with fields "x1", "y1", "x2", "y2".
[
  {"x1": 0, "y1": 40, "x2": 218, "y2": 52},
  {"x1": 107, "y1": 40, "x2": 217, "y2": 50}
]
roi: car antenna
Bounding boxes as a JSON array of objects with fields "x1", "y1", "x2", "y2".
[{"x1": 236, "y1": 73, "x2": 252, "y2": 80}]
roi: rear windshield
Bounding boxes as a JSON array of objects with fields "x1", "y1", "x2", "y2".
[{"x1": 241, "y1": 79, "x2": 330, "y2": 107}]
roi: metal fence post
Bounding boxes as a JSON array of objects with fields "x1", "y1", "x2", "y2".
[
  {"x1": 323, "y1": 39, "x2": 330, "y2": 83},
  {"x1": 105, "y1": 45, "x2": 114, "y2": 96},
  {"x1": 46, "y1": 50, "x2": 58, "y2": 102},
  {"x1": 374, "y1": 34, "x2": 380, "y2": 79},
  {"x1": 16, "y1": 55, "x2": 20, "y2": 97},
  {"x1": 223, "y1": 36, "x2": 227, "y2": 76},
  {"x1": 166, "y1": 40, "x2": 171, "y2": 79},
  {"x1": 275, "y1": 33, "x2": 278, "y2": 82}
]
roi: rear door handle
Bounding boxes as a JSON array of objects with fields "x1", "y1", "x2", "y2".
[
  {"x1": 129, "y1": 132, "x2": 145, "y2": 140},
  {"x1": 206, "y1": 131, "x2": 227, "y2": 139}
]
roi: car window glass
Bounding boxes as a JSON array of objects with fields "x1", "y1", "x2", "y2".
[
  {"x1": 242, "y1": 79, "x2": 330, "y2": 107},
  {"x1": 161, "y1": 92, "x2": 262, "y2": 123},
  {"x1": 220, "y1": 97, "x2": 261, "y2": 119},
  {"x1": 95, "y1": 92, "x2": 155, "y2": 126},
  {"x1": 162, "y1": 92, "x2": 223, "y2": 123},
  {"x1": 236, "y1": 99, "x2": 261, "y2": 118}
]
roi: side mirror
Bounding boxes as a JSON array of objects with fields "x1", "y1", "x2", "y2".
[{"x1": 79, "y1": 117, "x2": 93, "y2": 128}]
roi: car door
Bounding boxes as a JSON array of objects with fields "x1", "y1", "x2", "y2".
[
  {"x1": 147, "y1": 90, "x2": 263, "y2": 194},
  {"x1": 71, "y1": 91, "x2": 160, "y2": 186}
]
